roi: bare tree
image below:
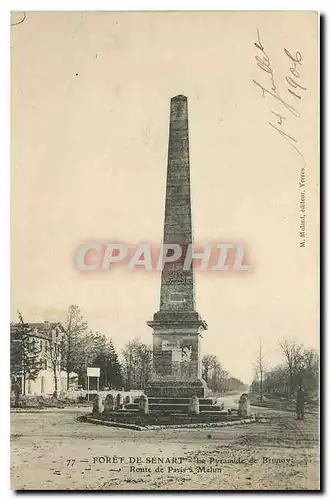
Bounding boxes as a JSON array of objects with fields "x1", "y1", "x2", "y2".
[
  {"x1": 75, "y1": 330, "x2": 96, "y2": 389},
  {"x1": 253, "y1": 337, "x2": 266, "y2": 401},
  {"x1": 296, "y1": 347, "x2": 319, "y2": 394},
  {"x1": 47, "y1": 327, "x2": 63, "y2": 398},
  {"x1": 121, "y1": 339, "x2": 152, "y2": 390},
  {"x1": 202, "y1": 354, "x2": 218, "y2": 384},
  {"x1": 213, "y1": 364, "x2": 229, "y2": 393},
  {"x1": 202, "y1": 354, "x2": 229, "y2": 392},
  {"x1": 62, "y1": 305, "x2": 88, "y2": 390},
  {"x1": 278, "y1": 340, "x2": 303, "y2": 396}
]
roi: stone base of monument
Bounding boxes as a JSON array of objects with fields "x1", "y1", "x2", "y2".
[
  {"x1": 124, "y1": 397, "x2": 224, "y2": 415},
  {"x1": 145, "y1": 379, "x2": 207, "y2": 399},
  {"x1": 81, "y1": 408, "x2": 254, "y2": 430},
  {"x1": 83, "y1": 392, "x2": 254, "y2": 429}
]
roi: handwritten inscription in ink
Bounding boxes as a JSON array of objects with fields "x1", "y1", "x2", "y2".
[{"x1": 252, "y1": 29, "x2": 307, "y2": 248}]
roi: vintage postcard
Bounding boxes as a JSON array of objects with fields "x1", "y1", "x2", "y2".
[{"x1": 10, "y1": 11, "x2": 320, "y2": 491}]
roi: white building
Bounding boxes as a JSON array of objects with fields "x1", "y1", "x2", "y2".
[{"x1": 11, "y1": 320, "x2": 78, "y2": 396}]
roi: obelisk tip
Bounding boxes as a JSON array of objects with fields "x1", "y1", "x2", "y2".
[{"x1": 172, "y1": 94, "x2": 187, "y2": 100}]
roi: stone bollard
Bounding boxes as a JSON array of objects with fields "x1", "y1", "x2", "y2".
[
  {"x1": 139, "y1": 394, "x2": 149, "y2": 415},
  {"x1": 93, "y1": 394, "x2": 103, "y2": 415},
  {"x1": 103, "y1": 394, "x2": 115, "y2": 415},
  {"x1": 116, "y1": 392, "x2": 124, "y2": 409},
  {"x1": 124, "y1": 394, "x2": 133, "y2": 406},
  {"x1": 238, "y1": 393, "x2": 250, "y2": 418},
  {"x1": 189, "y1": 395, "x2": 200, "y2": 415}
]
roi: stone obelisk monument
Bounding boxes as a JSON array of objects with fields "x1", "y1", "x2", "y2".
[{"x1": 147, "y1": 95, "x2": 208, "y2": 398}]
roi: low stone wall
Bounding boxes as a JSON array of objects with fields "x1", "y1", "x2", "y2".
[{"x1": 79, "y1": 414, "x2": 258, "y2": 431}]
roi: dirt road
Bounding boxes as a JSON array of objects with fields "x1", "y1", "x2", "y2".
[{"x1": 11, "y1": 407, "x2": 319, "y2": 491}]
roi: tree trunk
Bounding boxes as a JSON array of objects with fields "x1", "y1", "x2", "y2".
[
  {"x1": 66, "y1": 352, "x2": 70, "y2": 390},
  {"x1": 289, "y1": 370, "x2": 293, "y2": 397},
  {"x1": 53, "y1": 369, "x2": 58, "y2": 398},
  {"x1": 66, "y1": 339, "x2": 71, "y2": 390},
  {"x1": 15, "y1": 383, "x2": 20, "y2": 406}
]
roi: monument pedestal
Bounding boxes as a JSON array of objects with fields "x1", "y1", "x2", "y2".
[{"x1": 147, "y1": 310, "x2": 208, "y2": 399}]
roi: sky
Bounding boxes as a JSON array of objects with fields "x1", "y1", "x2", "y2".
[{"x1": 11, "y1": 11, "x2": 319, "y2": 384}]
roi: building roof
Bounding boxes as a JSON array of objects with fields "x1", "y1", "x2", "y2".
[{"x1": 10, "y1": 321, "x2": 64, "y2": 340}]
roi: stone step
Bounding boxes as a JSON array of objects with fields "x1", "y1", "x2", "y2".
[
  {"x1": 146, "y1": 397, "x2": 218, "y2": 405},
  {"x1": 133, "y1": 398, "x2": 218, "y2": 406},
  {"x1": 114, "y1": 409, "x2": 139, "y2": 414},
  {"x1": 124, "y1": 403, "x2": 224, "y2": 413}
]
